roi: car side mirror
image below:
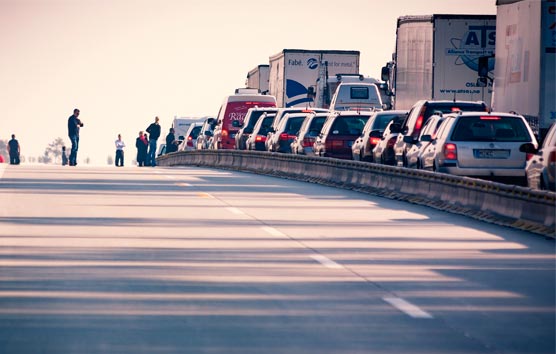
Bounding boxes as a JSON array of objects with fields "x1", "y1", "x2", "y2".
[
  {"x1": 403, "y1": 135, "x2": 417, "y2": 144},
  {"x1": 420, "y1": 134, "x2": 432, "y2": 142},
  {"x1": 205, "y1": 131, "x2": 213, "y2": 137},
  {"x1": 232, "y1": 120, "x2": 241, "y2": 128},
  {"x1": 519, "y1": 143, "x2": 537, "y2": 154},
  {"x1": 369, "y1": 130, "x2": 382, "y2": 138},
  {"x1": 178, "y1": 135, "x2": 185, "y2": 141}
]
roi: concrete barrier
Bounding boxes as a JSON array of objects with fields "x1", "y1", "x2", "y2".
[{"x1": 158, "y1": 150, "x2": 555, "y2": 238}]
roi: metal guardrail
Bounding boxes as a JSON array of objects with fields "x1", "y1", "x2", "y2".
[{"x1": 158, "y1": 150, "x2": 556, "y2": 238}]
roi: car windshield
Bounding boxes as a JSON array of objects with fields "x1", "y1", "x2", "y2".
[{"x1": 451, "y1": 116, "x2": 531, "y2": 142}]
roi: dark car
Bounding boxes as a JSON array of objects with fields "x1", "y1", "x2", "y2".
[
  {"x1": 313, "y1": 111, "x2": 372, "y2": 159},
  {"x1": 351, "y1": 110, "x2": 408, "y2": 162},
  {"x1": 266, "y1": 113, "x2": 307, "y2": 153},
  {"x1": 291, "y1": 112, "x2": 328, "y2": 155},
  {"x1": 394, "y1": 100, "x2": 488, "y2": 167},
  {"x1": 246, "y1": 113, "x2": 276, "y2": 151},
  {"x1": 234, "y1": 107, "x2": 278, "y2": 150}
]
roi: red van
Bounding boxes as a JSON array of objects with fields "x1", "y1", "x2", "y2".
[{"x1": 212, "y1": 89, "x2": 277, "y2": 149}]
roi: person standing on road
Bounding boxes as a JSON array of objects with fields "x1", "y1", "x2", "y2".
[
  {"x1": 146, "y1": 116, "x2": 161, "y2": 167},
  {"x1": 67, "y1": 108, "x2": 84, "y2": 166},
  {"x1": 135, "y1": 131, "x2": 148, "y2": 167},
  {"x1": 7, "y1": 134, "x2": 20, "y2": 165},
  {"x1": 61, "y1": 146, "x2": 68, "y2": 166},
  {"x1": 115, "y1": 134, "x2": 125, "y2": 167},
  {"x1": 165, "y1": 127, "x2": 179, "y2": 154}
]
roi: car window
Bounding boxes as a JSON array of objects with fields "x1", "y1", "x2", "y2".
[
  {"x1": 190, "y1": 126, "x2": 202, "y2": 139},
  {"x1": 331, "y1": 116, "x2": 368, "y2": 135},
  {"x1": 373, "y1": 113, "x2": 405, "y2": 131},
  {"x1": 308, "y1": 117, "x2": 326, "y2": 135},
  {"x1": 451, "y1": 116, "x2": 531, "y2": 142}
]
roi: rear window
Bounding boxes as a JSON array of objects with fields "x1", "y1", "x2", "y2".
[
  {"x1": 424, "y1": 103, "x2": 486, "y2": 119},
  {"x1": 258, "y1": 116, "x2": 275, "y2": 135},
  {"x1": 373, "y1": 113, "x2": 406, "y2": 131},
  {"x1": 189, "y1": 126, "x2": 202, "y2": 139},
  {"x1": 308, "y1": 117, "x2": 326, "y2": 134},
  {"x1": 331, "y1": 116, "x2": 369, "y2": 135},
  {"x1": 285, "y1": 117, "x2": 305, "y2": 134},
  {"x1": 451, "y1": 116, "x2": 532, "y2": 142}
]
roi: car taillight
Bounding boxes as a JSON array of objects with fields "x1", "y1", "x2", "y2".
[
  {"x1": 255, "y1": 135, "x2": 265, "y2": 142},
  {"x1": 303, "y1": 137, "x2": 315, "y2": 147},
  {"x1": 443, "y1": 143, "x2": 457, "y2": 160},
  {"x1": 187, "y1": 136, "x2": 193, "y2": 147},
  {"x1": 370, "y1": 136, "x2": 381, "y2": 146},
  {"x1": 413, "y1": 106, "x2": 426, "y2": 137},
  {"x1": 222, "y1": 130, "x2": 228, "y2": 138},
  {"x1": 480, "y1": 116, "x2": 501, "y2": 120},
  {"x1": 279, "y1": 133, "x2": 296, "y2": 141}
]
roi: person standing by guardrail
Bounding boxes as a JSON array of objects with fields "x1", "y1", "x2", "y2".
[
  {"x1": 115, "y1": 134, "x2": 125, "y2": 167},
  {"x1": 7, "y1": 134, "x2": 20, "y2": 165},
  {"x1": 146, "y1": 116, "x2": 161, "y2": 167},
  {"x1": 67, "y1": 108, "x2": 84, "y2": 166}
]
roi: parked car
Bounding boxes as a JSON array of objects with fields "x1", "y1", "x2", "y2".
[
  {"x1": 246, "y1": 113, "x2": 276, "y2": 151},
  {"x1": 394, "y1": 100, "x2": 488, "y2": 167},
  {"x1": 351, "y1": 110, "x2": 408, "y2": 162},
  {"x1": 313, "y1": 111, "x2": 372, "y2": 159},
  {"x1": 291, "y1": 112, "x2": 328, "y2": 155},
  {"x1": 211, "y1": 89, "x2": 276, "y2": 149},
  {"x1": 265, "y1": 107, "x2": 328, "y2": 151},
  {"x1": 421, "y1": 111, "x2": 538, "y2": 185},
  {"x1": 521, "y1": 122, "x2": 556, "y2": 191},
  {"x1": 178, "y1": 122, "x2": 203, "y2": 151},
  {"x1": 234, "y1": 107, "x2": 278, "y2": 150},
  {"x1": 266, "y1": 113, "x2": 307, "y2": 153},
  {"x1": 404, "y1": 114, "x2": 448, "y2": 169},
  {"x1": 195, "y1": 118, "x2": 217, "y2": 150}
]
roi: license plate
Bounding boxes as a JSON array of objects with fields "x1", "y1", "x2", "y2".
[{"x1": 474, "y1": 149, "x2": 510, "y2": 159}]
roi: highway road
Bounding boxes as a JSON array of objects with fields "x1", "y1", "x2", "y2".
[{"x1": 0, "y1": 164, "x2": 554, "y2": 353}]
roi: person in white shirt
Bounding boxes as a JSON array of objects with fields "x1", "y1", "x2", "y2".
[{"x1": 115, "y1": 134, "x2": 126, "y2": 167}]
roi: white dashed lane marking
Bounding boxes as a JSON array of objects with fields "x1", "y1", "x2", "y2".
[
  {"x1": 310, "y1": 255, "x2": 344, "y2": 269},
  {"x1": 383, "y1": 297, "x2": 433, "y2": 319},
  {"x1": 226, "y1": 207, "x2": 245, "y2": 215},
  {"x1": 261, "y1": 226, "x2": 287, "y2": 237}
]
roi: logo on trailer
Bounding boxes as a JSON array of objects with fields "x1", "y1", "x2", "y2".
[
  {"x1": 446, "y1": 25, "x2": 496, "y2": 72},
  {"x1": 307, "y1": 58, "x2": 319, "y2": 70}
]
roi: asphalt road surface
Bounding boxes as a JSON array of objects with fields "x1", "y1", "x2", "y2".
[{"x1": 0, "y1": 164, "x2": 554, "y2": 354}]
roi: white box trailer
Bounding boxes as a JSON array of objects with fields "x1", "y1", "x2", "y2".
[
  {"x1": 246, "y1": 65, "x2": 270, "y2": 94},
  {"x1": 269, "y1": 49, "x2": 360, "y2": 107},
  {"x1": 493, "y1": 0, "x2": 555, "y2": 136},
  {"x1": 386, "y1": 15, "x2": 496, "y2": 110}
]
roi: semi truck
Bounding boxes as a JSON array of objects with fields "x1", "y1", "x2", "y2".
[
  {"x1": 268, "y1": 49, "x2": 360, "y2": 108},
  {"x1": 382, "y1": 14, "x2": 497, "y2": 110},
  {"x1": 492, "y1": 0, "x2": 555, "y2": 137},
  {"x1": 246, "y1": 65, "x2": 270, "y2": 94}
]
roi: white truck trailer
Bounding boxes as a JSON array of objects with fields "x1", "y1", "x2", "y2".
[
  {"x1": 492, "y1": 0, "x2": 555, "y2": 137},
  {"x1": 246, "y1": 65, "x2": 270, "y2": 94},
  {"x1": 383, "y1": 15, "x2": 496, "y2": 110},
  {"x1": 268, "y1": 49, "x2": 360, "y2": 108}
]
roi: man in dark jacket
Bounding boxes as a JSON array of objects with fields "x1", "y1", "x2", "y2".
[
  {"x1": 146, "y1": 116, "x2": 161, "y2": 167},
  {"x1": 7, "y1": 134, "x2": 20, "y2": 165},
  {"x1": 165, "y1": 127, "x2": 178, "y2": 154},
  {"x1": 67, "y1": 108, "x2": 84, "y2": 166}
]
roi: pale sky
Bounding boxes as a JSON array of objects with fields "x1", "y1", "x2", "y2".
[{"x1": 0, "y1": 0, "x2": 496, "y2": 164}]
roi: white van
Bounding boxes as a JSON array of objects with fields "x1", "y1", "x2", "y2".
[
  {"x1": 329, "y1": 82, "x2": 383, "y2": 112},
  {"x1": 212, "y1": 89, "x2": 277, "y2": 149}
]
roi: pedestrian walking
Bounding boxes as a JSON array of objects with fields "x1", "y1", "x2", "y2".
[
  {"x1": 146, "y1": 116, "x2": 161, "y2": 167},
  {"x1": 135, "y1": 131, "x2": 148, "y2": 167},
  {"x1": 115, "y1": 134, "x2": 125, "y2": 167},
  {"x1": 7, "y1": 134, "x2": 20, "y2": 165},
  {"x1": 61, "y1": 146, "x2": 68, "y2": 166},
  {"x1": 67, "y1": 108, "x2": 84, "y2": 166}
]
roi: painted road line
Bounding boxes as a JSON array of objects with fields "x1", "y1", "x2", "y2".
[
  {"x1": 226, "y1": 207, "x2": 245, "y2": 215},
  {"x1": 261, "y1": 226, "x2": 287, "y2": 238},
  {"x1": 383, "y1": 297, "x2": 433, "y2": 319},
  {"x1": 197, "y1": 192, "x2": 214, "y2": 198},
  {"x1": 310, "y1": 255, "x2": 344, "y2": 269},
  {"x1": 175, "y1": 182, "x2": 191, "y2": 187}
]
